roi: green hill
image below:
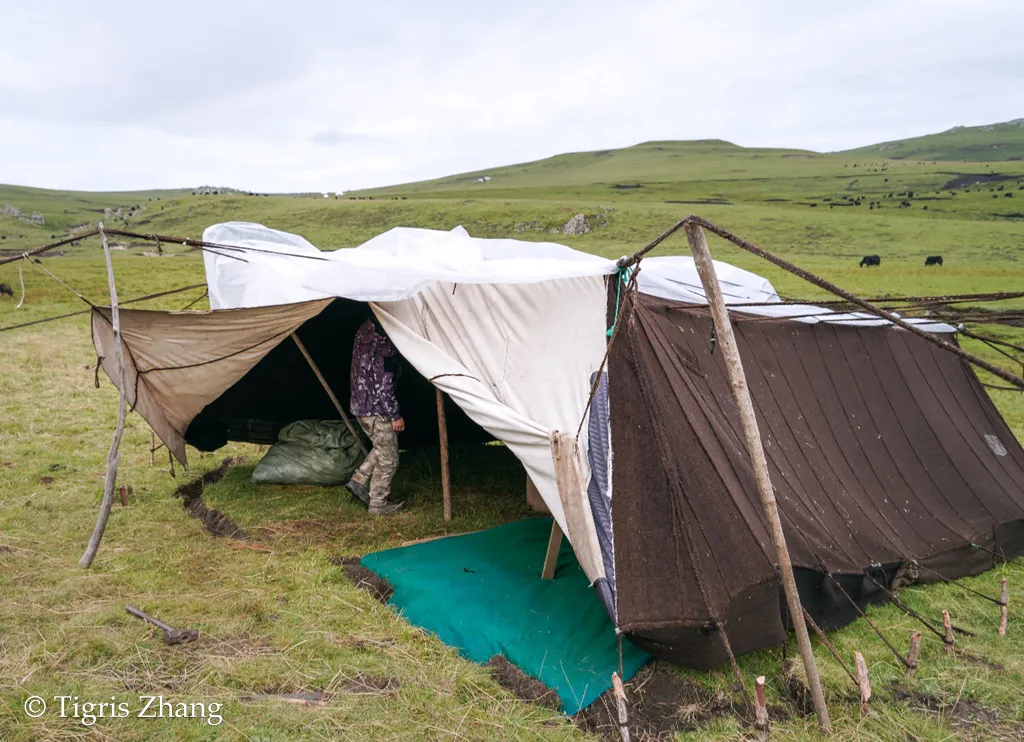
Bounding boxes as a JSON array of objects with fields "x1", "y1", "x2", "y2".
[{"x1": 840, "y1": 119, "x2": 1024, "y2": 161}]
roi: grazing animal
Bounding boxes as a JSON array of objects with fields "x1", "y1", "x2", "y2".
[
  {"x1": 925, "y1": 255, "x2": 944, "y2": 266},
  {"x1": 859, "y1": 255, "x2": 881, "y2": 267},
  {"x1": 0, "y1": 282, "x2": 14, "y2": 297}
]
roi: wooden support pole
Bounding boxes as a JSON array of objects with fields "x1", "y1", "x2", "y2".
[
  {"x1": 150, "y1": 430, "x2": 156, "y2": 466},
  {"x1": 436, "y1": 387, "x2": 452, "y2": 523},
  {"x1": 754, "y1": 675, "x2": 769, "y2": 741},
  {"x1": 291, "y1": 334, "x2": 368, "y2": 458},
  {"x1": 79, "y1": 224, "x2": 127, "y2": 569},
  {"x1": 942, "y1": 609, "x2": 954, "y2": 654},
  {"x1": 854, "y1": 652, "x2": 871, "y2": 717},
  {"x1": 999, "y1": 578, "x2": 1008, "y2": 636},
  {"x1": 541, "y1": 521, "x2": 563, "y2": 579},
  {"x1": 611, "y1": 672, "x2": 631, "y2": 742},
  {"x1": 684, "y1": 223, "x2": 831, "y2": 734},
  {"x1": 905, "y1": 632, "x2": 921, "y2": 677}
]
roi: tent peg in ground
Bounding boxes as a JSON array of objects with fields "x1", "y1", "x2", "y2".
[
  {"x1": 754, "y1": 675, "x2": 769, "y2": 741},
  {"x1": 611, "y1": 672, "x2": 630, "y2": 742},
  {"x1": 942, "y1": 609, "x2": 954, "y2": 654},
  {"x1": 1000, "y1": 578, "x2": 1009, "y2": 636},
  {"x1": 855, "y1": 652, "x2": 871, "y2": 717},
  {"x1": 905, "y1": 632, "x2": 922, "y2": 677}
]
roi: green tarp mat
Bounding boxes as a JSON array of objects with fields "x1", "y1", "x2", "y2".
[{"x1": 360, "y1": 518, "x2": 650, "y2": 713}]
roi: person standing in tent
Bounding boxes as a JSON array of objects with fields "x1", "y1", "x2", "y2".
[{"x1": 345, "y1": 311, "x2": 406, "y2": 515}]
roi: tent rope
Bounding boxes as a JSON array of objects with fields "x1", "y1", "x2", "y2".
[
  {"x1": 26, "y1": 255, "x2": 96, "y2": 307},
  {"x1": 717, "y1": 620, "x2": 754, "y2": 720},
  {"x1": 912, "y1": 562, "x2": 1006, "y2": 606},
  {"x1": 621, "y1": 215, "x2": 1024, "y2": 389},
  {"x1": 802, "y1": 607, "x2": 859, "y2": 689},
  {"x1": 861, "y1": 571, "x2": 952, "y2": 643},
  {"x1": 575, "y1": 267, "x2": 640, "y2": 439},
  {"x1": 0, "y1": 282, "x2": 207, "y2": 334},
  {"x1": 827, "y1": 574, "x2": 913, "y2": 668}
]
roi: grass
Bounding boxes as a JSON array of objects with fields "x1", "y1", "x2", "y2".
[
  {"x1": 841, "y1": 118, "x2": 1024, "y2": 162},
  {"x1": 2, "y1": 143, "x2": 1024, "y2": 740}
]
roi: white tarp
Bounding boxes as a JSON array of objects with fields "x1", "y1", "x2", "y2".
[
  {"x1": 638, "y1": 256, "x2": 956, "y2": 332},
  {"x1": 204, "y1": 222, "x2": 955, "y2": 332}
]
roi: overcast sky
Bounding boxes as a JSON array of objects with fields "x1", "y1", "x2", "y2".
[{"x1": 1, "y1": 0, "x2": 1021, "y2": 193}]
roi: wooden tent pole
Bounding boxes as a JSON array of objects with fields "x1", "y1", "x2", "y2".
[
  {"x1": 436, "y1": 387, "x2": 452, "y2": 522},
  {"x1": 291, "y1": 334, "x2": 368, "y2": 457},
  {"x1": 684, "y1": 222, "x2": 832, "y2": 734},
  {"x1": 541, "y1": 521, "x2": 563, "y2": 579},
  {"x1": 79, "y1": 224, "x2": 128, "y2": 568}
]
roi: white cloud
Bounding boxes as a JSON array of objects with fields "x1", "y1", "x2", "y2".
[{"x1": 0, "y1": 0, "x2": 1021, "y2": 191}]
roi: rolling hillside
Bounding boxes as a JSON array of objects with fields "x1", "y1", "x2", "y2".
[{"x1": 840, "y1": 118, "x2": 1024, "y2": 161}]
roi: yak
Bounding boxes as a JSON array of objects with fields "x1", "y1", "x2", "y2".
[
  {"x1": 859, "y1": 255, "x2": 881, "y2": 267},
  {"x1": 925, "y1": 255, "x2": 944, "y2": 266}
]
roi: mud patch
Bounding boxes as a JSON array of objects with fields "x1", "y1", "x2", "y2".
[
  {"x1": 575, "y1": 665, "x2": 736, "y2": 740},
  {"x1": 486, "y1": 656, "x2": 560, "y2": 709},
  {"x1": 338, "y1": 674, "x2": 399, "y2": 695},
  {"x1": 39, "y1": 477, "x2": 54, "y2": 485},
  {"x1": 942, "y1": 172, "x2": 1017, "y2": 189},
  {"x1": 332, "y1": 555, "x2": 393, "y2": 603},
  {"x1": 891, "y1": 682, "x2": 1013, "y2": 737},
  {"x1": 173, "y1": 457, "x2": 247, "y2": 538}
]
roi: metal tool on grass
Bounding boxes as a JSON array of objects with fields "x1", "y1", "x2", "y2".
[{"x1": 126, "y1": 604, "x2": 199, "y2": 645}]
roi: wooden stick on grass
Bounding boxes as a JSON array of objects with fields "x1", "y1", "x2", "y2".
[
  {"x1": 999, "y1": 578, "x2": 1008, "y2": 636},
  {"x1": 754, "y1": 675, "x2": 769, "y2": 741},
  {"x1": 943, "y1": 609, "x2": 955, "y2": 654},
  {"x1": 905, "y1": 632, "x2": 922, "y2": 677},
  {"x1": 855, "y1": 652, "x2": 871, "y2": 717},
  {"x1": 78, "y1": 224, "x2": 127, "y2": 569}
]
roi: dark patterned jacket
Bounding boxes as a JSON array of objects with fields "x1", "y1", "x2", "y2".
[{"x1": 350, "y1": 319, "x2": 401, "y2": 420}]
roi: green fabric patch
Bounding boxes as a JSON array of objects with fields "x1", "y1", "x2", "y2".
[
  {"x1": 360, "y1": 518, "x2": 650, "y2": 713},
  {"x1": 252, "y1": 419, "x2": 364, "y2": 486}
]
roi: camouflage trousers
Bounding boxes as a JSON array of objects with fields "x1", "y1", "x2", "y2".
[{"x1": 351, "y1": 416, "x2": 399, "y2": 508}]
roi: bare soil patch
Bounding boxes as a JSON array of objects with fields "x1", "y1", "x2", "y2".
[
  {"x1": 575, "y1": 665, "x2": 738, "y2": 740},
  {"x1": 173, "y1": 457, "x2": 247, "y2": 538},
  {"x1": 486, "y1": 656, "x2": 560, "y2": 709},
  {"x1": 331, "y1": 555, "x2": 393, "y2": 603}
]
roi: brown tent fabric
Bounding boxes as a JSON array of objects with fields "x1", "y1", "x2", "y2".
[
  {"x1": 611, "y1": 292, "x2": 1024, "y2": 668},
  {"x1": 92, "y1": 300, "x2": 333, "y2": 463}
]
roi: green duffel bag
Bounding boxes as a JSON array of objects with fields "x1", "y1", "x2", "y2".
[{"x1": 252, "y1": 419, "x2": 365, "y2": 486}]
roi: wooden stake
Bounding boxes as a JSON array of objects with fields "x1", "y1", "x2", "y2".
[
  {"x1": 118, "y1": 485, "x2": 128, "y2": 507},
  {"x1": 684, "y1": 223, "x2": 831, "y2": 735},
  {"x1": 905, "y1": 631, "x2": 921, "y2": 677},
  {"x1": 754, "y1": 675, "x2": 769, "y2": 741},
  {"x1": 436, "y1": 387, "x2": 452, "y2": 522},
  {"x1": 541, "y1": 521, "x2": 563, "y2": 579},
  {"x1": 854, "y1": 652, "x2": 871, "y2": 716},
  {"x1": 942, "y1": 609, "x2": 954, "y2": 654},
  {"x1": 611, "y1": 672, "x2": 631, "y2": 742},
  {"x1": 999, "y1": 578, "x2": 1008, "y2": 636},
  {"x1": 150, "y1": 430, "x2": 156, "y2": 466},
  {"x1": 291, "y1": 333, "x2": 368, "y2": 457},
  {"x1": 79, "y1": 224, "x2": 127, "y2": 569}
]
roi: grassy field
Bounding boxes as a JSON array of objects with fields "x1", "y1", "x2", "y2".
[{"x1": 2, "y1": 141, "x2": 1024, "y2": 740}]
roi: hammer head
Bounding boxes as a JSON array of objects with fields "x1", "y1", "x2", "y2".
[{"x1": 162, "y1": 628, "x2": 199, "y2": 646}]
